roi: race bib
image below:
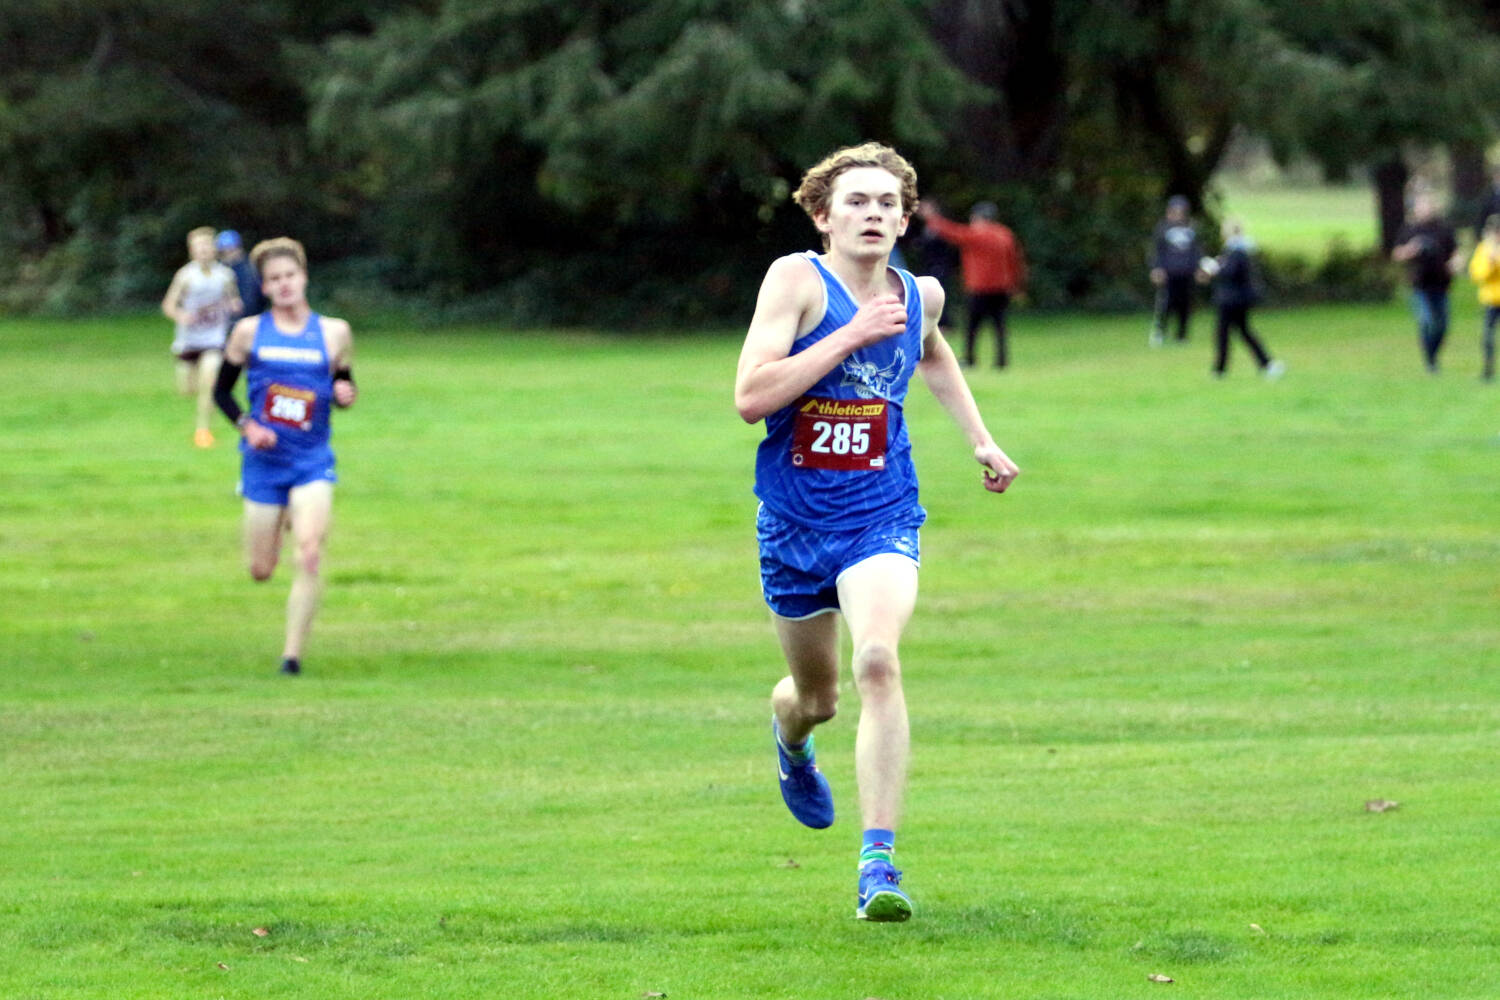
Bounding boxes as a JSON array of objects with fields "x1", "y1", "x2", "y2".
[
  {"x1": 790, "y1": 396, "x2": 887, "y2": 471},
  {"x1": 193, "y1": 303, "x2": 225, "y2": 326},
  {"x1": 262, "y1": 383, "x2": 317, "y2": 431}
]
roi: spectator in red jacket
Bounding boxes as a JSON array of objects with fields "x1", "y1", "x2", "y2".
[{"x1": 918, "y1": 199, "x2": 1027, "y2": 368}]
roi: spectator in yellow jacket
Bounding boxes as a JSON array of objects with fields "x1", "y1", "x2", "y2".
[{"x1": 1467, "y1": 215, "x2": 1500, "y2": 381}]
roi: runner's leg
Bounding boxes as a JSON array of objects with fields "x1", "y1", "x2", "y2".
[
  {"x1": 836, "y1": 553, "x2": 918, "y2": 831},
  {"x1": 771, "y1": 611, "x2": 840, "y2": 746},
  {"x1": 176, "y1": 357, "x2": 195, "y2": 396},
  {"x1": 194, "y1": 349, "x2": 222, "y2": 433},
  {"x1": 283, "y1": 479, "x2": 333, "y2": 660},
  {"x1": 244, "y1": 500, "x2": 287, "y2": 582}
]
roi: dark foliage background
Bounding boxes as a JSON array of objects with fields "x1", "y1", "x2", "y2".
[{"x1": 2, "y1": 0, "x2": 1495, "y2": 322}]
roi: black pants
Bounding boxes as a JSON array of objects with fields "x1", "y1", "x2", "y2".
[
  {"x1": 1482, "y1": 305, "x2": 1499, "y2": 379},
  {"x1": 965, "y1": 292, "x2": 1011, "y2": 367},
  {"x1": 1214, "y1": 304, "x2": 1271, "y2": 374},
  {"x1": 1154, "y1": 275, "x2": 1195, "y2": 341}
]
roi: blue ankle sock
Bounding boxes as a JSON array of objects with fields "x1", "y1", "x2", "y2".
[
  {"x1": 860, "y1": 828, "x2": 895, "y2": 869},
  {"x1": 776, "y1": 728, "x2": 813, "y2": 765}
]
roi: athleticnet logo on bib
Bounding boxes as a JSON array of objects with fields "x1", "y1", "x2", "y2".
[
  {"x1": 263, "y1": 383, "x2": 317, "y2": 431},
  {"x1": 790, "y1": 396, "x2": 887, "y2": 471}
]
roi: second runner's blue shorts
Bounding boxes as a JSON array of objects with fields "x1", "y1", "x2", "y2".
[{"x1": 239, "y1": 450, "x2": 337, "y2": 506}]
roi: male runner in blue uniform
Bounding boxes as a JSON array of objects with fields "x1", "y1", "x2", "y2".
[
  {"x1": 735, "y1": 143, "x2": 1020, "y2": 921},
  {"x1": 212, "y1": 238, "x2": 357, "y2": 676}
]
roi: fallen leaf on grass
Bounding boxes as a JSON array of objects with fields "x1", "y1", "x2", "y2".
[
  {"x1": 252, "y1": 927, "x2": 269, "y2": 937},
  {"x1": 1365, "y1": 799, "x2": 1399, "y2": 813},
  {"x1": 217, "y1": 963, "x2": 229, "y2": 970},
  {"x1": 1147, "y1": 973, "x2": 1174, "y2": 983},
  {"x1": 779, "y1": 858, "x2": 801, "y2": 869},
  {"x1": 1249, "y1": 923, "x2": 1265, "y2": 935}
]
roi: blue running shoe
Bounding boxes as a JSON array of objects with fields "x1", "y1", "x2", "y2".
[
  {"x1": 773, "y1": 718, "x2": 834, "y2": 829},
  {"x1": 856, "y1": 861, "x2": 912, "y2": 922}
]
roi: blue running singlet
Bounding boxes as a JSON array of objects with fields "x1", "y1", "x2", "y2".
[
  {"x1": 243, "y1": 311, "x2": 334, "y2": 465},
  {"x1": 753, "y1": 252, "x2": 926, "y2": 531}
]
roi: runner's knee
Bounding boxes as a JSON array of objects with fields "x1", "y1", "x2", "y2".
[
  {"x1": 852, "y1": 641, "x2": 901, "y2": 693},
  {"x1": 798, "y1": 686, "x2": 839, "y2": 724},
  {"x1": 294, "y1": 539, "x2": 321, "y2": 577},
  {"x1": 249, "y1": 558, "x2": 276, "y2": 582}
]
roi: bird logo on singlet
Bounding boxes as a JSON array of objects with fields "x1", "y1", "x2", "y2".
[
  {"x1": 1165, "y1": 225, "x2": 1196, "y2": 250},
  {"x1": 841, "y1": 349, "x2": 905, "y2": 400}
]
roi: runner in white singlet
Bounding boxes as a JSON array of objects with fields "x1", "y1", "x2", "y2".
[{"x1": 161, "y1": 227, "x2": 240, "y2": 448}]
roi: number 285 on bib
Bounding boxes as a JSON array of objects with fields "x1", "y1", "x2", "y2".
[{"x1": 790, "y1": 396, "x2": 889, "y2": 471}]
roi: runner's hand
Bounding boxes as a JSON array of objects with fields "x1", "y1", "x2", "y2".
[
  {"x1": 976, "y1": 444, "x2": 1019, "y2": 494},
  {"x1": 845, "y1": 294, "x2": 908, "y2": 349},
  {"x1": 243, "y1": 419, "x2": 277, "y2": 450}
]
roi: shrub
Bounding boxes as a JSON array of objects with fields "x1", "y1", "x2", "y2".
[{"x1": 1257, "y1": 238, "x2": 1396, "y2": 305}]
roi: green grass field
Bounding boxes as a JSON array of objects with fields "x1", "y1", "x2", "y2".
[
  {"x1": 1217, "y1": 181, "x2": 1377, "y2": 256},
  {"x1": 3, "y1": 296, "x2": 1498, "y2": 999}
]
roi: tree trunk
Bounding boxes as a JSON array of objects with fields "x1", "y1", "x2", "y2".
[
  {"x1": 1449, "y1": 139, "x2": 1488, "y2": 237},
  {"x1": 1372, "y1": 157, "x2": 1408, "y2": 255},
  {"x1": 1003, "y1": 0, "x2": 1067, "y2": 176},
  {"x1": 925, "y1": 0, "x2": 1069, "y2": 183},
  {"x1": 926, "y1": 0, "x2": 1018, "y2": 183},
  {"x1": 1115, "y1": 66, "x2": 1215, "y2": 211}
]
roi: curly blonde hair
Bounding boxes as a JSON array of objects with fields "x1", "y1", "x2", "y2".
[
  {"x1": 250, "y1": 236, "x2": 307, "y2": 274},
  {"x1": 792, "y1": 142, "x2": 919, "y2": 228}
]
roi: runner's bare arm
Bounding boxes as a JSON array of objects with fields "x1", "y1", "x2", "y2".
[
  {"x1": 160, "y1": 270, "x2": 186, "y2": 323},
  {"x1": 223, "y1": 272, "x2": 243, "y2": 318},
  {"x1": 735, "y1": 255, "x2": 908, "y2": 424},
  {"x1": 325, "y1": 318, "x2": 357, "y2": 408},
  {"x1": 223, "y1": 317, "x2": 257, "y2": 365},
  {"x1": 914, "y1": 276, "x2": 1020, "y2": 493},
  {"x1": 323, "y1": 317, "x2": 353, "y2": 367}
]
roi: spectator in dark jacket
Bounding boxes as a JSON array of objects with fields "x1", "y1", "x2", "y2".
[
  {"x1": 1210, "y1": 219, "x2": 1283, "y2": 380},
  {"x1": 908, "y1": 224, "x2": 959, "y2": 328},
  {"x1": 1149, "y1": 195, "x2": 1206, "y2": 345},
  {"x1": 217, "y1": 230, "x2": 266, "y2": 324},
  {"x1": 1392, "y1": 193, "x2": 1463, "y2": 373}
]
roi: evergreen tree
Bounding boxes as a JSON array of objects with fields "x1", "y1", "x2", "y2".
[{"x1": 305, "y1": 0, "x2": 980, "y2": 300}]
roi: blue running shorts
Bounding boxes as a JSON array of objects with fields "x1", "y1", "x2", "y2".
[
  {"x1": 239, "y1": 450, "x2": 337, "y2": 506},
  {"x1": 757, "y1": 503, "x2": 924, "y2": 619}
]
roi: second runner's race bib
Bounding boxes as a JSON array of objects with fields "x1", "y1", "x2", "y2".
[
  {"x1": 263, "y1": 383, "x2": 317, "y2": 431},
  {"x1": 790, "y1": 396, "x2": 888, "y2": 471}
]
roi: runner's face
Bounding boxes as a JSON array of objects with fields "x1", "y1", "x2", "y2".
[
  {"x1": 261, "y1": 255, "x2": 307, "y2": 308},
  {"x1": 189, "y1": 235, "x2": 216, "y2": 265},
  {"x1": 818, "y1": 167, "x2": 908, "y2": 259}
]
